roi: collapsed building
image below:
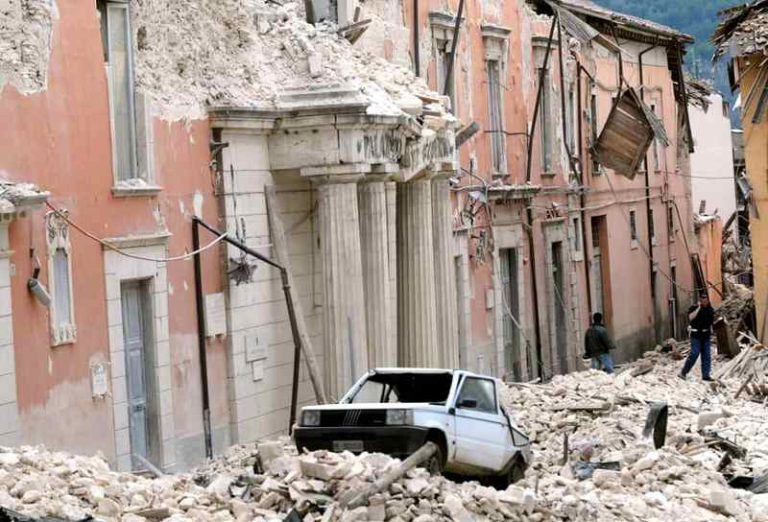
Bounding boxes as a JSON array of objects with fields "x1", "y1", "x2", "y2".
[
  {"x1": 713, "y1": 0, "x2": 768, "y2": 342},
  {"x1": 0, "y1": 0, "x2": 706, "y2": 473}
]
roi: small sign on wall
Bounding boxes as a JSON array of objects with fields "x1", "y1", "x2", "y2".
[
  {"x1": 205, "y1": 293, "x2": 227, "y2": 337},
  {"x1": 245, "y1": 333, "x2": 267, "y2": 362},
  {"x1": 251, "y1": 360, "x2": 265, "y2": 382},
  {"x1": 91, "y1": 363, "x2": 109, "y2": 399}
]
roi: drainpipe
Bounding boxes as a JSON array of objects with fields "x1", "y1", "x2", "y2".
[
  {"x1": 576, "y1": 64, "x2": 593, "y2": 316},
  {"x1": 443, "y1": 0, "x2": 465, "y2": 96},
  {"x1": 413, "y1": 0, "x2": 420, "y2": 77},
  {"x1": 193, "y1": 216, "x2": 307, "y2": 454},
  {"x1": 525, "y1": 205, "x2": 545, "y2": 381},
  {"x1": 638, "y1": 44, "x2": 658, "y2": 341},
  {"x1": 526, "y1": 17, "x2": 558, "y2": 183},
  {"x1": 192, "y1": 220, "x2": 214, "y2": 460},
  {"x1": 522, "y1": 15, "x2": 557, "y2": 380}
]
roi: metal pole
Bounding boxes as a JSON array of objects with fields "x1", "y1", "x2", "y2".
[
  {"x1": 193, "y1": 217, "x2": 306, "y2": 432},
  {"x1": 526, "y1": 206, "x2": 545, "y2": 381},
  {"x1": 282, "y1": 268, "x2": 303, "y2": 433},
  {"x1": 443, "y1": 0, "x2": 465, "y2": 96},
  {"x1": 413, "y1": 0, "x2": 420, "y2": 77},
  {"x1": 576, "y1": 63, "x2": 593, "y2": 316},
  {"x1": 526, "y1": 17, "x2": 558, "y2": 182},
  {"x1": 639, "y1": 45, "x2": 658, "y2": 342},
  {"x1": 192, "y1": 218, "x2": 214, "y2": 460}
]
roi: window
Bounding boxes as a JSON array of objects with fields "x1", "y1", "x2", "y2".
[
  {"x1": 649, "y1": 209, "x2": 656, "y2": 243},
  {"x1": 591, "y1": 216, "x2": 601, "y2": 249},
  {"x1": 629, "y1": 210, "x2": 638, "y2": 242},
  {"x1": 46, "y1": 211, "x2": 76, "y2": 345},
  {"x1": 722, "y1": 100, "x2": 729, "y2": 118},
  {"x1": 590, "y1": 85, "x2": 600, "y2": 176},
  {"x1": 667, "y1": 205, "x2": 675, "y2": 238},
  {"x1": 572, "y1": 217, "x2": 582, "y2": 253},
  {"x1": 567, "y1": 85, "x2": 576, "y2": 154},
  {"x1": 650, "y1": 104, "x2": 660, "y2": 172},
  {"x1": 99, "y1": 0, "x2": 152, "y2": 186},
  {"x1": 538, "y1": 67, "x2": 553, "y2": 172},
  {"x1": 456, "y1": 377, "x2": 497, "y2": 414},
  {"x1": 487, "y1": 59, "x2": 505, "y2": 175},
  {"x1": 436, "y1": 40, "x2": 456, "y2": 112}
]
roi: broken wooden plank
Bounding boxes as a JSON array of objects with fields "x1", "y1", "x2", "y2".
[
  {"x1": 735, "y1": 373, "x2": 755, "y2": 399},
  {"x1": 337, "y1": 18, "x2": 371, "y2": 36},
  {"x1": 265, "y1": 186, "x2": 327, "y2": 405},
  {"x1": 341, "y1": 442, "x2": 438, "y2": 509},
  {"x1": 455, "y1": 121, "x2": 480, "y2": 147}
]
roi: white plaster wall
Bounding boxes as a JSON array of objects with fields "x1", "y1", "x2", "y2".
[
  {"x1": 103, "y1": 242, "x2": 175, "y2": 472},
  {"x1": 220, "y1": 130, "x2": 322, "y2": 443},
  {"x1": 0, "y1": 224, "x2": 20, "y2": 446},
  {"x1": 689, "y1": 94, "x2": 737, "y2": 222}
]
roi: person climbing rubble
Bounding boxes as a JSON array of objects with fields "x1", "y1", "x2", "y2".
[
  {"x1": 583, "y1": 312, "x2": 616, "y2": 374},
  {"x1": 680, "y1": 293, "x2": 716, "y2": 381}
]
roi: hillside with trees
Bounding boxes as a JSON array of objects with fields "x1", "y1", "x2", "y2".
[{"x1": 594, "y1": 0, "x2": 738, "y2": 123}]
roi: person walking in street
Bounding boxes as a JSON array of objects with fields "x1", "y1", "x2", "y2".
[
  {"x1": 584, "y1": 313, "x2": 616, "y2": 374},
  {"x1": 680, "y1": 293, "x2": 715, "y2": 381}
]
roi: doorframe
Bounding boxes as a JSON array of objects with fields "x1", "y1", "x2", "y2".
[
  {"x1": 543, "y1": 221, "x2": 570, "y2": 376},
  {"x1": 103, "y1": 235, "x2": 175, "y2": 472},
  {"x1": 491, "y1": 224, "x2": 529, "y2": 380}
]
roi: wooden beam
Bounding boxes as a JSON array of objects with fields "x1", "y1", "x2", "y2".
[{"x1": 265, "y1": 186, "x2": 328, "y2": 405}]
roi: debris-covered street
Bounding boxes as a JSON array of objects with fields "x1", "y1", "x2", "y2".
[
  {"x1": 1, "y1": 0, "x2": 767, "y2": 520},
  {"x1": 1, "y1": 346, "x2": 767, "y2": 521}
]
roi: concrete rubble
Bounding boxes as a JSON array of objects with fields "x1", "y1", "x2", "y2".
[
  {"x1": 132, "y1": 0, "x2": 454, "y2": 122},
  {"x1": 1, "y1": 351, "x2": 767, "y2": 521},
  {"x1": 0, "y1": 0, "x2": 55, "y2": 94}
]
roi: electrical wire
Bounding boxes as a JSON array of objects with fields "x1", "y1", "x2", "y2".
[
  {"x1": 45, "y1": 201, "x2": 228, "y2": 263},
  {"x1": 601, "y1": 174, "x2": 741, "y2": 295}
]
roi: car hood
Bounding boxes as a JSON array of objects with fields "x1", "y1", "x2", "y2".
[{"x1": 301, "y1": 402, "x2": 443, "y2": 411}]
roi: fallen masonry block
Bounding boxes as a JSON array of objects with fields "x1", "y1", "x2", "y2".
[
  {"x1": 258, "y1": 441, "x2": 285, "y2": 465},
  {"x1": 300, "y1": 458, "x2": 350, "y2": 481},
  {"x1": 697, "y1": 410, "x2": 731, "y2": 431}
]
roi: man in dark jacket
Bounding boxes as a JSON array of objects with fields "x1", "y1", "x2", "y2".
[
  {"x1": 584, "y1": 313, "x2": 616, "y2": 374},
  {"x1": 680, "y1": 293, "x2": 715, "y2": 381}
]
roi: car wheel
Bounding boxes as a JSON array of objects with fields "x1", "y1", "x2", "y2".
[
  {"x1": 504, "y1": 459, "x2": 526, "y2": 487},
  {"x1": 424, "y1": 445, "x2": 444, "y2": 476}
]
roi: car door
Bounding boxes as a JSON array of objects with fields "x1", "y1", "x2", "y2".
[{"x1": 452, "y1": 376, "x2": 507, "y2": 472}]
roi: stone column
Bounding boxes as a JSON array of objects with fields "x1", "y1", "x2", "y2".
[
  {"x1": 317, "y1": 179, "x2": 368, "y2": 399},
  {"x1": 397, "y1": 179, "x2": 438, "y2": 367},
  {"x1": 358, "y1": 179, "x2": 396, "y2": 367},
  {"x1": 385, "y1": 182, "x2": 397, "y2": 364},
  {"x1": 432, "y1": 174, "x2": 460, "y2": 368}
]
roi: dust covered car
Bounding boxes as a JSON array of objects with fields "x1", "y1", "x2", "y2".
[{"x1": 293, "y1": 368, "x2": 532, "y2": 486}]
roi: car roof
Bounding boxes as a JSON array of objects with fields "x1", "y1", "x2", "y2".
[{"x1": 370, "y1": 368, "x2": 494, "y2": 379}]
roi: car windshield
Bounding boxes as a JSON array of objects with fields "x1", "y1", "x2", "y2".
[{"x1": 348, "y1": 372, "x2": 454, "y2": 404}]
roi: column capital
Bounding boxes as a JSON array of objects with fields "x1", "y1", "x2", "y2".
[
  {"x1": 301, "y1": 163, "x2": 371, "y2": 183},
  {"x1": 426, "y1": 160, "x2": 460, "y2": 177}
]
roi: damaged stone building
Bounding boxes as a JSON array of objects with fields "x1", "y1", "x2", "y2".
[
  {"x1": 714, "y1": 0, "x2": 768, "y2": 340},
  {"x1": 0, "y1": 0, "x2": 701, "y2": 471}
]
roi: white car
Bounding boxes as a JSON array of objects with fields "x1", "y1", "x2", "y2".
[{"x1": 293, "y1": 368, "x2": 532, "y2": 486}]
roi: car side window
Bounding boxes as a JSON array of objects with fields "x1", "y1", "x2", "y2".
[{"x1": 456, "y1": 377, "x2": 497, "y2": 414}]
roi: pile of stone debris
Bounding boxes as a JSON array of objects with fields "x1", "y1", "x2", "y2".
[{"x1": 2, "y1": 351, "x2": 768, "y2": 521}]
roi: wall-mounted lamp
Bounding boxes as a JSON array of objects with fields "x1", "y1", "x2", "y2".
[{"x1": 27, "y1": 259, "x2": 51, "y2": 307}]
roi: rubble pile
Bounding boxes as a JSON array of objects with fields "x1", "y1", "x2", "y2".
[
  {"x1": 0, "y1": 0, "x2": 55, "y2": 94},
  {"x1": 503, "y1": 350, "x2": 768, "y2": 520},
  {"x1": 132, "y1": 0, "x2": 452, "y2": 121},
  {"x1": 2, "y1": 352, "x2": 768, "y2": 521},
  {"x1": 0, "y1": 441, "x2": 544, "y2": 522}
]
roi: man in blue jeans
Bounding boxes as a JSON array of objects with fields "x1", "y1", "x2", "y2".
[
  {"x1": 584, "y1": 313, "x2": 616, "y2": 374},
  {"x1": 680, "y1": 293, "x2": 715, "y2": 381}
]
